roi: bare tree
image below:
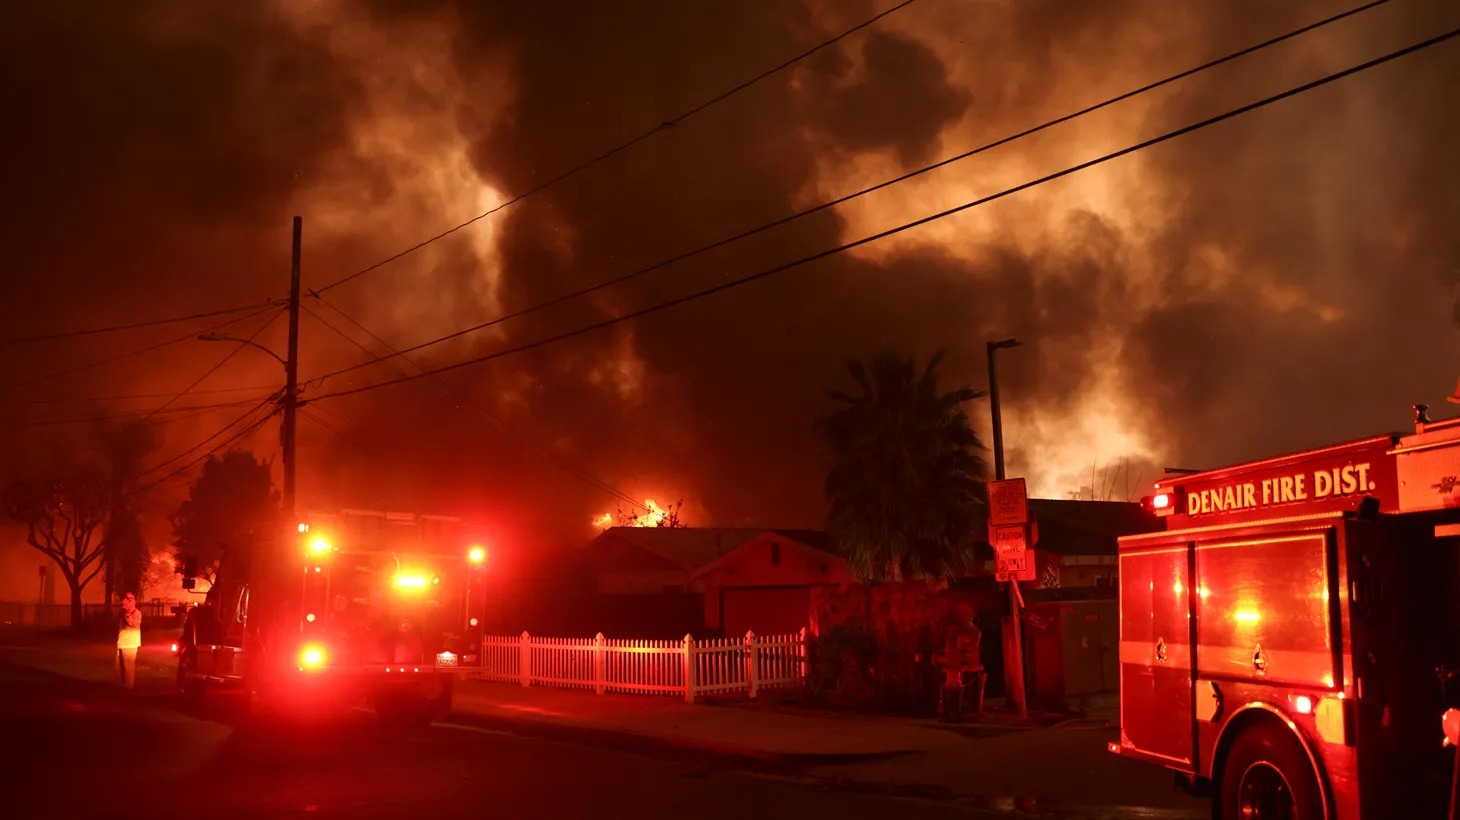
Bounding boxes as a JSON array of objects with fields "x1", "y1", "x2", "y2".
[{"x1": 5, "y1": 472, "x2": 112, "y2": 627}]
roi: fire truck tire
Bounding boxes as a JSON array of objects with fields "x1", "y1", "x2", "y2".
[
  {"x1": 1217, "y1": 722, "x2": 1325, "y2": 820},
  {"x1": 176, "y1": 653, "x2": 204, "y2": 702}
]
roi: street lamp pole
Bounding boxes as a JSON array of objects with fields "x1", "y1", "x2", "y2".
[{"x1": 986, "y1": 338, "x2": 1027, "y2": 719}]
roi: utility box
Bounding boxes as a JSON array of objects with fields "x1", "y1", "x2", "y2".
[{"x1": 1022, "y1": 598, "x2": 1117, "y2": 711}]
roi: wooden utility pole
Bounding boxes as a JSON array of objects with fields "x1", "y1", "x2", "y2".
[
  {"x1": 987, "y1": 338, "x2": 1027, "y2": 720},
  {"x1": 282, "y1": 216, "x2": 302, "y2": 519}
]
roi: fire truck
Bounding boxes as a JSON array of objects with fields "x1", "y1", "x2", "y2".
[
  {"x1": 176, "y1": 509, "x2": 490, "y2": 724},
  {"x1": 1112, "y1": 404, "x2": 1460, "y2": 819}
]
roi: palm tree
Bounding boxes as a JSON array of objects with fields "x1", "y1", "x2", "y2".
[{"x1": 818, "y1": 349, "x2": 988, "y2": 581}]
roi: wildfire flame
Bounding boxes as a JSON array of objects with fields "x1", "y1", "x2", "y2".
[{"x1": 593, "y1": 499, "x2": 673, "y2": 529}]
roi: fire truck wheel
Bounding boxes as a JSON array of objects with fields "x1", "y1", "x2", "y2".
[
  {"x1": 176, "y1": 653, "x2": 203, "y2": 702},
  {"x1": 1218, "y1": 722, "x2": 1324, "y2": 820}
]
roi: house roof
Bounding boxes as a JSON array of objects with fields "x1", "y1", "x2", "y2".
[
  {"x1": 594, "y1": 527, "x2": 834, "y2": 569},
  {"x1": 1021, "y1": 499, "x2": 1162, "y2": 556}
]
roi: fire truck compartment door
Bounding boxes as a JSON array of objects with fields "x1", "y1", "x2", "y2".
[
  {"x1": 1194, "y1": 529, "x2": 1336, "y2": 688},
  {"x1": 1119, "y1": 544, "x2": 1195, "y2": 768}
]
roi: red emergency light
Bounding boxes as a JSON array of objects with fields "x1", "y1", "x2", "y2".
[{"x1": 1145, "y1": 486, "x2": 1185, "y2": 517}]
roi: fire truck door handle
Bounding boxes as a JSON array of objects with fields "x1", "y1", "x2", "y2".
[
  {"x1": 1155, "y1": 638, "x2": 1168, "y2": 663},
  {"x1": 1253, "y1": 645, "x2": 1268, "y2": 673}
]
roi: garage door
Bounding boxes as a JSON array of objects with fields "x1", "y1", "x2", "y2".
[{"x1": 721, "y1": 586, "x2": 811, "y2": 638}]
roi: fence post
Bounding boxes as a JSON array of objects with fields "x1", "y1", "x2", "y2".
[
  {"x1": 745, "y1": 630, "x2": 759, "y2": 699},
  {"x1": 799, "y1": 627, "x2": 809, "y2": 683},
  {"x1": 519, "y1": 631, "x2": 531, "y2": 688},
  {"x1": 594, "y1": 632, "x2": 606, "y2": 695},
  {"x1": 683, "y1": 634, "x2": 696, "y2": 705}
]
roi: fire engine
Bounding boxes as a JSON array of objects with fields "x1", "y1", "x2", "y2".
[
  {"x1": 1112, "y1": 404, "x2": 1460, "y2": 819},
  {"x1": 175, "y1": 509, "x2": 490, "y2": 724}
]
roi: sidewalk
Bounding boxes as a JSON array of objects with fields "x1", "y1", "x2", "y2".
[{"x1": 449, "y1": 680, "x2": 1207, "y2": 816}]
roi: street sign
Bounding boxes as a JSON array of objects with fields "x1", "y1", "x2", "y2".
[
  {"x1": 991, "y1": 524, "x2": 1028, "y2": 577},
  {"x1": 988, "y1": 478, "x2": 1029, "y2": 526}
]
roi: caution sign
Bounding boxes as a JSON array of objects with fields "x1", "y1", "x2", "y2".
[{"x1": 992, "y1": 524, "x2": 1032, "y2": 582}]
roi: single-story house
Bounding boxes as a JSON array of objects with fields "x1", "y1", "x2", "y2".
[{"x1": 587, "y1": 527, "x2": 854, "y2": 638}]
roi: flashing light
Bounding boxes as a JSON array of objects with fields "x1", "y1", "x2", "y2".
[
  {"x1": 299, "y1": 645, "x2": 326, "y2": 669},
  {"x1": 170, "y1": 643, "x2": 179, "y2": 654},
  {"x1": 1235, "y1": 610, "x2": 1261, "y2": 623},
  {"x1": 1292, "y1": 695, "x2": 1314, "y2": 715},
  {"x1": 468, "y1": 546, "x2": 486, "y2": 564},
  {"x1": 309, "y1": 537, "x2": 331, "y2": 554},
  {"x1": 1152, "y1": 493, "x2": 1171, "y2": 510},
  {"x1": 469, "y1": 617, "x2": 479, "y2": 627},
  {"x1": 395, "y1": 575, "x2": 428, "y2": 589},
  {"x1": 306, "y1": 613, "x2": 316, "y2": 623}
]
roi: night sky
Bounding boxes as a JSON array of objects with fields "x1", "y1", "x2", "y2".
[{"x1": 1, "y1": 0, "x2": 1456, "y2": 594}]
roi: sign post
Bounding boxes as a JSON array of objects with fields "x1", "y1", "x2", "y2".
[{"x1": 988, "y1": 478, "x2": 1030, "y2": 720}]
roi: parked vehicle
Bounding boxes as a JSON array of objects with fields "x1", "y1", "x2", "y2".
[
  {"x1": 177, "y1": 509, "x2": 490, "y2": 724},
  {"x1": 1113, "y1": 405, "x2": 1460, "y2": 819}
]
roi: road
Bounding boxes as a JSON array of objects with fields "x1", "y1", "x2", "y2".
[{"x1": 0, "y1": 642, "x2": 1195, "y2": 820}]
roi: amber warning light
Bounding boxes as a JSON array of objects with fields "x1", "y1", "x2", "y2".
[
  {"x1": 299, "y1": 645, "x2": 326, "y2": 671},
  {"x1": 468, "y1": 546, "x2": 486, "y2": 564}
]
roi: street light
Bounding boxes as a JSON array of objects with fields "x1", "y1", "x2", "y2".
[
  {"x1": 986, "y1": 339, "x2": 1022, "y2": 482},
  {"x1": 197, "y1": 333, "x2": 287, "y2": 368}
]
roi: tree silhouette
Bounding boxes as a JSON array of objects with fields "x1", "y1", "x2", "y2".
[
  {"x1": 171, "y1": 451, "x2": 279, "y2": 582},
  {"x1": 601, "y1": 499, "x2": 686, "y2": 528},
  {"x1": 93, "y1": 419, "x2": 156, "y2": 608},
  {"x1": 818, "y1": 349, "x2": 988, "y2": 581},
  {"x1": 5, "y1": 470, "x2": 112, "y2": 627}
]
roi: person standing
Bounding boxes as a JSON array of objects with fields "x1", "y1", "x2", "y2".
[{"x1": 116, "y1": 592, "x2": 142, "y2": 690}]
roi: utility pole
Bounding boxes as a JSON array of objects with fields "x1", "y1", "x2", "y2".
[
  {"x1": 282, "y1": 216, "x2": 302, "y2": 519},
  {"x1": 987, "y1": 338, "x2": 1027, "y2": 719}
]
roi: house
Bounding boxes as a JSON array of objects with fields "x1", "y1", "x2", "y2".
[{"x1": 587, "y1": 527, "x2": 854, "y2": 638}]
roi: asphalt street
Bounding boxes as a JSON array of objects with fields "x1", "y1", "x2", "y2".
[
  {"x1": 0, "y1": 655, "x2": 1020, "y2": 820},
  {"x1": 0, "y1": 636, "x2": 1203, "y2": 820}
]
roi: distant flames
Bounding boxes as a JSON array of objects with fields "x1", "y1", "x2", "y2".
[{"x1": 592, "y1": 498, "x2": 680, "y2": 529}]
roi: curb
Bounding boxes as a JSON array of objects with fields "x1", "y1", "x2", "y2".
[{"x1": 437, "y1": 705, "x2": 1206, "y2": 819}]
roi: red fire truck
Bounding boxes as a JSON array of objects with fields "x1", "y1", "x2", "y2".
[
  {"x1": 176, "y1": 509, "x2": 491, "y2": 724},
  {"x1": 1112, "y1": 404, "x2": 1460, "y2": 818}
]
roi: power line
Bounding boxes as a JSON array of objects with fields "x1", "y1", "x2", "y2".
[
  {"x1": 310, "y1": 0, "x2": 1395, "y2": 383},
  {"x1": 307, "y1": 25, "x2": 1460, "y2": 403},
  {"x1": 0, "y1": 385, "x2": 279, "y2": 406},
  {"x1": 0, "y1": 304, "x2": 281, "y2": 392},
  {"x1": 133, "y1": 407, "x2": 277, "y2": 495},
  {"x1": 302, "y1": 299, "x2": 649, "y2": 512},
  {"x1": 313, "y1": 0, "x2": 918, "y2": 294},
  {"x1": 140, "y1": 307, "x2": 285, "y2": 423},
  {"x1": 0, "y1": 300, "x2": 278, "y2": 345},
  {"x1": 0, "y1": 397, "x2": 273, "y2": 431},
  {"x1": 135, "y1": 393, "x2": 282, "y2": 480}
]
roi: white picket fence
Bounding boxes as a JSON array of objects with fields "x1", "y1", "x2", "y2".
[{"x1": 478, "y1": 629, "x2": 808, "y2": 704}]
